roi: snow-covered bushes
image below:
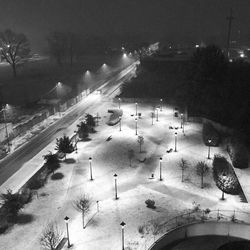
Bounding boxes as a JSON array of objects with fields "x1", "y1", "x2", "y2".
[
  {"x1": 212, "y1": 154, "x2": 241, "y2": 195},
  {"x1": 202, "y1": 122, "x2": 220, "y2": 146},
  {"x1": 226, "y1": 138, "x2": 249, "y2": 169},
  {"x1": 145, "y1": 199, "x2": 155, "y2": 209},
  {"x1": 107, "y1": 109, "x2": 123, "y2": 126}
]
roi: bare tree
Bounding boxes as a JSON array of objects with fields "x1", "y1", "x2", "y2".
[
  {"x1": 178, "y1": 158, "x2": 189, "y2": 182},
  {"x1": 196, "y1": 161, "x2": 209, "y2": 188},
  {"x1": 0, "y1": 29, "x2": 30, "y2": 77},
  {"x1": 40, "y1": 222, "x2": 62, "y2": 250},
  {"x1": 128, "y1": 149, "x2": 134, "y2": 167},
  {"x1": 73, "y1": 194, "x2": 91, "y2": 229},
  {"x1": 137, "y1": 136, "x2": 144, "y2": 153}
]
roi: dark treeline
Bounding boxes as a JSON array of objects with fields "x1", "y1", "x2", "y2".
[{"x1": 121, "y1": 45, "x2": 250, "y2": 144}]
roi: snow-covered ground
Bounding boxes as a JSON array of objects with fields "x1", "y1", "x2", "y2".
[{"x1": 0, "y1": 100, "x2": 249, "y2": 250}]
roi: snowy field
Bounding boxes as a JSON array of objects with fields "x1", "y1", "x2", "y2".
[{"x1": 0, "y1": 100, "x2": 248, "y2": 250}]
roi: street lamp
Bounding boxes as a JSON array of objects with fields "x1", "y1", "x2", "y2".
[
  {"x1": 151, "y1": 112, "x2": 154, "y2": 125},
  {"x1": 119, "y1": 116, "x2": 122, "y2": 131},
  {"x1": 159, "y1": 157, "x2": 163, "y2": 181},
  {"x1": 221, "y1": 172, "x2": 227, "y2": 200},
  {"x1": 64, "y1": 216, "x2": 71, "y2": 248},
  {"x1": 74, "y1": 131, "x2": 78, "y2": 153},
  {"x1": 118, "y1": 98, "x2": 121, "y2": 109},
  {"x1": 120, "y1": 221, "x2": 126, "y2": 250},
  {"x1": 156, "y1": 108, "x2": 159, "y2": 122},
  {"x1": 1, "y1": 105, "x2": 10, "y2": 152},
  {"x1": 89, "y1": 157, "x2": 93, "y2": 180},
  {"x1": 56, "y1": 82, "x2": 62, "y2": 117},
  {"x1": 180, "y1": 113, "x2": 183, "y2": 128},
  {"x1": 135, "y1": 117, "x2": 138, "y2": 135},
  {"x1": 207, "y1": 139, "x2": 212, "y2": 159},
  {"x1": 160, "y1": 99, "x2": 163, "y2": 111},
  {"x1": 135, "y1": 102, "x2": 138, "y2": 116},
  {"x1": 174, "y1": 132, "x2": 178, "y2": 152},
  {"x1": 114, "y1": 173, "x2": 118, "y2": 200}
]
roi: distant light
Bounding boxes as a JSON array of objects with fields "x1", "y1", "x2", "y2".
[
  {"x1": 86, "y1": 70, "x2": 90, "y2": 74},
  {"x1": 129, "y1": 52, "x2": 132, "y2": 56},
  {"x1": 57, "y1": 82, "x2": 62, "y2": 87},
  {"x1": 195, "y1": 44, "x2": 200, "y2": 48},
  {"x1": 229, "y1": 59, "x2": 233, "y2": 62},
  {"x1": 7, "y1": 44, "x2": 10, "y2": 48},
  {"x1": 240, "y1": 53, "x2": 245, "y2": 58},
  {"x1": 103, "y1": 63, "x2": 106, "y2": 67},
  {"x1": 123, "y1": 53, "x2": 127, "y2": 58}
]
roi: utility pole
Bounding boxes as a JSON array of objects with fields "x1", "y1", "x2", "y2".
[{"x1": 226, "y1": 8, "x2": 234, "y2": 59}]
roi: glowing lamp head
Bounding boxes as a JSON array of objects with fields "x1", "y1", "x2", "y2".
[
  {"x1": 222, "y1": 172, "x2": 227, "y2": 180},
  {"x1": 160, "y1": 157, "x2": 162, "y2": 162},
  {"x1": 175, "y1": 132, "x2": 177, "y2": 136},
  {"x1": 135, "y1": 117, "x2": 138, "y2": 122},
  {"x1": 114, "y1": 173, "x2": 118, "y2": 179},
  {"x1": 89, "y1": 157, "x2": 92, "y2": 162},
  {"x1": 57, "y1": 82, "x2": 62, "y2": 87},
  {"x1": 120, "y1": 221, "x2": 126, "y2": 228},
  {"x1": 160, "y1": 99, "x2": 163, "y2": 102},
  {"x1": 64, "y1": 216, "x2": 70, "y2": 223},
  {"x1": 208, "y1": 139, "x2": 212, "y2": 144},
  {"x1": 123, "y1": 53, "x2": 127, "y2": 58}
]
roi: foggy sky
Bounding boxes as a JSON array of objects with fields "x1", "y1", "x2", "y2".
[{"x1": 0, "y1": 0, "x2": 250, "y2": 52}]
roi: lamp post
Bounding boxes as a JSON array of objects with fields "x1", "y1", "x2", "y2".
[
  {"x1": 180, "y1": 113, "x2": 183, "y2": 128},
  {"x1": 159, "y1": 157, "x2": 163, "y2": 181},
  {"x1": 120, "y1": 221, "x2": 126, "y2": 250},
  {"x1": 156, "y1": 108, "x2": 159, "y2": 122},
  {"x1": 160, "y1": 99, "x2": 163, "y2": 111},
  {"x1": 89, "y1": 157, "x2": 93, "y2": 180},
  {"x1": 74, "y1": 131, "x2": 78, "y2": 153},
  {"x1": 135, "y1": 102, "x2": 138, "y2": 116},
  {"x1": 174, "y1": 132, "x2": 178, "y2": 152},
  {"x1": 114, "y1": 173, "x2": 118, "y2": 200},
  {"x1": 119, "y1": 116, "x2": 122, "y2": 131},
  {"x1": 64, "y1": 216, "x2": 71, "y2": 248},
  {"x1": 135, "y1": 117, "x2": 138, "y2": 135},
  {"x1": 151, "y1": 112, "x2": 154, "y2": 125},
  {"x1": 56, "y1": 82, "x2": 62, "y2": 117},
  {"x1": 207, "y1": 139, "x2": 212, "y2": 159},
  {"x1": 221, "y1": 172, "x2": 227, "y2": 200},
  {"x1": 118, "y1": 98, "x2": 121, "y2": 109},
  {"x1": 2, "y1": 105, "x2": 10, "y2": 152}
]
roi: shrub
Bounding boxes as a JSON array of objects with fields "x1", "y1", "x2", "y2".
[
  {"x1": 145, "y1": 199, "x2": 155, "y2": 209},
  {"x1": 27, "y1": 169, "x2": 48, "y2": 190},
  {"x1": 19, "y1": 188, "x2": 33, "y2": 204},
  {"x1": 212, "y1": 154, "x2": 241, "y2": 195},
  {"x1": 226, "y1": 138, "x2": 249, "y2": 169},
  {"x1": 0, "y1": 189, "x2": 24, "y2": 222},
  {"x1": 0, "y1": 215, "x2": 10, "y2": 234},
  {"x1": 51, "y1": 172, "x2": 64, "y2": 180},
  {"x1": 202, "y1": 122, "x2": 220, "y2": 146}
]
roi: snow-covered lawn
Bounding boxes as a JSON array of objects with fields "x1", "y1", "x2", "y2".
[{"x1": 0, "y1": 100, "x2": 248, "y2": 250}]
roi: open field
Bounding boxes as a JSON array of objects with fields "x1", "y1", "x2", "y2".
[{"x1": 0, "y1": 54, "x2": 124, "y2": 105}]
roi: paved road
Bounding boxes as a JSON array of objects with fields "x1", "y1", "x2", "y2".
[{"x1": 0, "y1": 62, "x2": 138, "y2": 186}]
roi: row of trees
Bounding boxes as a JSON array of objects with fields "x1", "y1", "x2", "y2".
[{"x1": 0, "y1": 29, "x2": 111, "y2": 77}]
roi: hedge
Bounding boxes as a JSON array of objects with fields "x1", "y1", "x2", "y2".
[
  {"x1": 226, "y1": 138, "x2": 249, "y2": 169},
  {"x1": 212, "y1": 154, "x2": 241, "y2": 195}
]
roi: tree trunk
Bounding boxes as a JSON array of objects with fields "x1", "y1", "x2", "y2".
[
  {"x1": 12, "y1": 63, "x2": 17, "y2": 77},
  {"x1": 201, "y1": 173, "x2": 204, "y2": 188},
  {"x1": 182, "y1": 169, "x2": 184, "y2": 182}
]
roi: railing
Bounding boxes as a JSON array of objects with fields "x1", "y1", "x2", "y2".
[{"x1": 137, "y1": 209, "x2": 250, "y2": 250}]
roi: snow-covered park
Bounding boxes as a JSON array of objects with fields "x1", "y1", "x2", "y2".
[{"x1": 0, "y1": 98, "x2": 248, "y2": 250}]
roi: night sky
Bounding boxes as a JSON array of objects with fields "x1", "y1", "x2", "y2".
[{"x1": 1, "y1": 0, "x2": 250, "y2": 52}]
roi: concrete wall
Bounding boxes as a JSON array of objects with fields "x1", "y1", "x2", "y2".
[{"x1": 149, "y1": 222, "x2": 250, "y2": 250}]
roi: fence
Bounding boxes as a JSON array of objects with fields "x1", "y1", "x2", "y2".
[{"x1": 142, "y1": 209, "x2": 250, "y2": 250}]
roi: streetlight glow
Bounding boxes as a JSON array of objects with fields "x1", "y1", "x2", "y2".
[{"x1": 207, "y1": 139, "x2": 212, "y2": 159}]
